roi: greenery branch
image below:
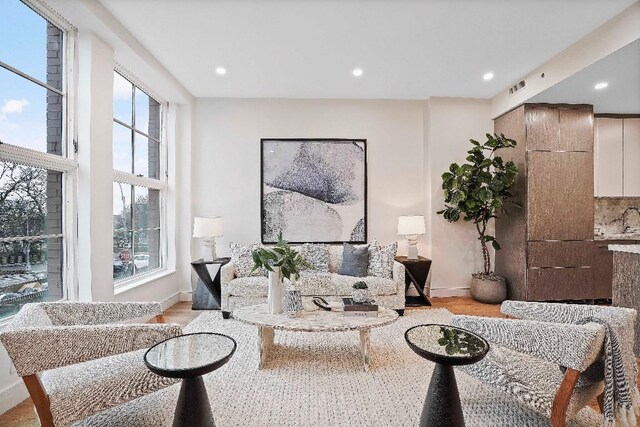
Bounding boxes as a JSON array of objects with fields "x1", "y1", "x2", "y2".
[
  {"x1": 436, "y1": 133, "x2": 519, "y2": 277},
  {"x1": 251, "y1": 232, "x2": 314, "y2": 281}
]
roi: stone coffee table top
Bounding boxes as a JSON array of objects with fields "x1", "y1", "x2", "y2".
[{"x1": 232, "y1": 304, "x2": 399, "y2": 332}]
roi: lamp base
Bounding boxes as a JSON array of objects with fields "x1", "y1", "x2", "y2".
[
  {"x1": 201, "y1": 238, "x2": 217, "y2": 263},
  {"x1": 406, "y1": 235, "x2": 419, "y2": 260}
]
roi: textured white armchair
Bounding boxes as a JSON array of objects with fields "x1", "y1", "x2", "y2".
[
  {"x1": 451, "y1": 301, "x2": 638, "y2": 427},
  {"x1": 0, "y1": 302, "x2": 183, "y2": 427}
]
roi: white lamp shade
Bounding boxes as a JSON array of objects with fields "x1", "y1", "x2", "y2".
[
  {"x1": 193, "y1": 216, "x2": 223, "y2": 237},
  {"x1": 398, "y1": 215, "x2": 426, "y2": 235}
]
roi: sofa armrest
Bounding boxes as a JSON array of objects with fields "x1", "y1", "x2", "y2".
[
  {"x1": 220, "y1": 262, "x2": 236, "y2": 287},
  {"x1": 38, "y1": 301, "x2": 164, "y2": 326},
  {"x1": 392, "y1": 261, "x2": 405, "y2": 293},
  {"x1": 0, "y1": 323, "x2": 182, "y2": 376},
  {"x1": 451, "y1": 315, "x2": 605, "y2": 372}
]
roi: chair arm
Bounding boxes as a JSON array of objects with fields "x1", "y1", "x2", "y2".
[
  {"x1": 40, "y1": 301, "x2": 164, "y2": 325},
  {"x1": 220, "y1": 262, "x2": 236, "y2": 287},
  {"x1": 451, "y1": 315, "x2": 604, "y2": 371},
  {"x1": 392, "y1": 261, "x2": 405, "y2": 292},
  {"x1": 0, "y1": 323, "x2": 182, "y2": 376},
  {"x1": 501, "y1": 300, "x2": 636, "y2": 326}
]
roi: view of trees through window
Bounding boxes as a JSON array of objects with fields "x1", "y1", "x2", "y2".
[
  {"x1": 0, "y1": 1, "x2": 66, "y2": 318},
  {"x1": 112, "y1": 72, "x2": 163, "y2": 282}
]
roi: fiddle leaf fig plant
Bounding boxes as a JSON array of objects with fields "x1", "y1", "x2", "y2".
[
  {"x1": 437, "y1": 133, "x2": 519, "y2": 277},
  {"x1": 251, "y1": 232, "x2": 313, "y2": 281}
]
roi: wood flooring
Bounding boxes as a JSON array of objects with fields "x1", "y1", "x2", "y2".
[{"x1": 0, "y1": 297, "x2": 636, "y2": 426}]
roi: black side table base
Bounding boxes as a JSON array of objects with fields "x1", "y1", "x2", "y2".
[
  {"x1": 173, "y1": 376, "x2": 215, "y2": 427},
  {"x1": 421, "y1": 364, "x2": 465, "y2": 427}
]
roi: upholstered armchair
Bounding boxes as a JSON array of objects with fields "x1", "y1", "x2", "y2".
[
  {"x1": 0, "y1": 302, "x2": 183, "y2": 427},
  {"x1": 451, "y1": 301, "x2": 637, "y2": 427}
]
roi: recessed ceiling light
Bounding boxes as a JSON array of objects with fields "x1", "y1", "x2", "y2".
[
  {"x1": 483, "y1": 72, "x2": 494, "y2": 81},
  {"x1": 215, "y1": 67, "x2": 227, "y2": 76},
  {"x1": 594, "y1": 81, "x2": 608, "y2": 90},
  {"x1": 352, "y1": 68, "x2": 363, "y2": 77}
]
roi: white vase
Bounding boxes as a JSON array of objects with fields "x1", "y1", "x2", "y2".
[{"x1": 268, "y1": 267, "x2": 284, "y2": 314}]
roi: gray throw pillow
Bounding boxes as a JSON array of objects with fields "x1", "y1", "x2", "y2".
[{"x1": 338, "y1": 243, "x2": 369, "y2": 277}]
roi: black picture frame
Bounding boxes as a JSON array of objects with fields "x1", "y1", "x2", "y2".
[{"x1": 260, "y1": 138, "x2": 368, "y2": 244}]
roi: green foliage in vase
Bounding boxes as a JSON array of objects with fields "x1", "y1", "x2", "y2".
[
  {"x1": 251, "y1": 232, "x2": 314, "y2": 281},
  {"x1": 436, "y1": 133, "x2": 519, "y2": 276},
  {"x1": 352, "y1": 281, "x2": 368, "y2": 290}
]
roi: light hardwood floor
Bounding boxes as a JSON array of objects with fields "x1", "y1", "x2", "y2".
[{"x1": 0, "y1": 297, "x2": 636, "y2": 426}]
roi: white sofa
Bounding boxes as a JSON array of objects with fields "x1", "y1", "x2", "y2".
[{"x1": 220, "y1": 245, "x2": 406, "y2": 318}]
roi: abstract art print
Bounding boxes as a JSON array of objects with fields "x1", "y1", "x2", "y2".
[{"x1": 261, "y1": 138, "x2": 367, "y2": 244}]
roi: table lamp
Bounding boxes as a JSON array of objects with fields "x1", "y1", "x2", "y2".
[
  {"x1": 193, "y1": 216, "x2": 223, "y2": 262},
  {"x1": 398, "y1": 215, "x2": 425, "y2": 260}
]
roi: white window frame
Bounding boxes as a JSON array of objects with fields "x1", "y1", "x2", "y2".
[
  {"x1": 0, "y1": 0, "x2": 78, "y2": 309},
  {"x1": 112, "y1": 67, "x2": 168, "y2": 289}
]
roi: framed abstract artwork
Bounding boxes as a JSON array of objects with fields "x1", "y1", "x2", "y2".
[{"x1": 261, "y1": 138, "x2": 367, "y2": 244}]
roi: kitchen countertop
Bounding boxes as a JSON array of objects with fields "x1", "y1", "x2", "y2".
[
  {"x1": 594, "y1": 234, "x2": 640, "y2": 241},
  {"x1": 608, "y1": 244, "x2": 640, "y2": 254}
]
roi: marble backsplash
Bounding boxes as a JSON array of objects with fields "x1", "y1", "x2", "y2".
[{"x1": 594, "y1": 197, "x2": 640, "y2": 238}]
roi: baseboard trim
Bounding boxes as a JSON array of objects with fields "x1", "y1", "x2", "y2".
[
  {"x1": 0, "y1": 379, "x2": 28, "y2": 416},
  {"x1": 179, "y1": 291, "x2": 193, "y2": 302},
  {"x1": 160, "y1": 291, "x2": 181, "y2": 310},
  {"x1": 430, "y1": 287, "x2": 471, "y2": 297}
]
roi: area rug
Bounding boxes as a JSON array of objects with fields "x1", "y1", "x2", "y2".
[{"x1": 76, "y1": 309, "x2": 599, "y2": 427}]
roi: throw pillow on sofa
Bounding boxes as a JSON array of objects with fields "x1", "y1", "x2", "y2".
[
  {"x1": 230, "y1": 242, "x2": 266, "y2": 277},
  {"x1": 368, "y1": 239, "x2": 398, "y2": 279},
  {"x1": 338, "y1": 243, "x2": 369, "y2": 277},
  {"x1": 299, "y1": 243, "x2": 330, "y2": 272}
]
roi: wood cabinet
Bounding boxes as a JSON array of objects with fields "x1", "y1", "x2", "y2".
[
  {"x1": 495, "y1": 104, "x2": 595, "y2": 301},
  {"x1": 594, "y1": 117, "x2": 640, "y2": 196},
  {"x1": 624, "y1": 119, "x2": 640, "y2": 196}
]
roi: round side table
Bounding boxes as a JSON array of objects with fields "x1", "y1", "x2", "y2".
[
  {"x1": 405, "y1": 324, "x2": 489, "y2": 427},
  {"x1": 144, "y1": 332, "x2": 237, "y2": 427}
]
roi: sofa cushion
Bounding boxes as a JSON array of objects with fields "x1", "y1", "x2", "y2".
[
  {"x1": 459, "y1": 344, "x2": 603, "y2": 419},
  {"x1": 41, "y1": 348, "x2": 178, "y2": 426},
  {"x1": 368, "y1": 239, "x2": 398, "y2": 279},
  {"x1": 338, "y1": 243, "x2": 369, "y2": 277},
  {"x1": 229, "y1": 242, "x2": 266, "y2": 278},
  {"x1": 299, "y1": 243, "x2": 330, "y2": 273},
  {"x1": 295, "y1": 272, "x2": 336, "y2": 296},
  {"x1": 332, "y1": 274, "x2": 398, "y2": 296},
  {"x1": 226, "y1": 277, "x2": 269, "y2": 297}
]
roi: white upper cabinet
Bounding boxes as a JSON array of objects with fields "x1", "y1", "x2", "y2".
[
  {"x1": 595, "y1": 118, "x2": 623, "y2": 196},
  {"x1": 623, "y1": 118, "x2": 640, "y2": 196}
]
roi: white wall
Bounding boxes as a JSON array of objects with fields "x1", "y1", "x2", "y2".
[
  {"x1": 190, "y1": 97, "x2": 493, "y2": 298},
  {"x1": 425, "y1": 98, "x2": 494, "y2": 296},
  {"x1": 190, "y1": 98, "x2": 426, "y2": 266}
]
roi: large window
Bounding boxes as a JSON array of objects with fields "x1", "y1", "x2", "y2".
[
  {"x1": 0, "y1": 1, "x2": 74, "y2": 318},
  {"x1": 112, "y1": 71, "x2": 165, "y2": 284}
]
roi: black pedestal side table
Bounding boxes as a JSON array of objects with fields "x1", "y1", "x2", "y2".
[
  {"x1": 144, "y1": 332, "x2": 237, "y2": 427},
  {"x1": 191, "y1": 258, "x2": 230, "y2": 310},
  {"x1": 395, "y1": 256, "x2": 432, "y2": 306},
  {"x1": 405, "y1": 324, "x2": 489, "y2": 427}
]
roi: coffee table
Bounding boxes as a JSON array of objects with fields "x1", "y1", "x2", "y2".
[
  {"x1": 144, "y1": 332, "x2": 237, "y2": 427},
  {"x1": 405, "y1": 324, "x2": 489, "y2": 427},
  {"x1": 232, "y1": 304, "x2": 398, "y2": 371}
]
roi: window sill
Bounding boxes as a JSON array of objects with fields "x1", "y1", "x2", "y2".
[{"x1": 114, "y1": 268, "x2": 176, "y2": 295}]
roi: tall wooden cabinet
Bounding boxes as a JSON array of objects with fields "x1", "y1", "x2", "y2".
[{"x1": 494, "y1": 104, "x2": 597, "y2": 301}]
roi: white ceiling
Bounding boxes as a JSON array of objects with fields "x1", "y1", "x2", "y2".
[
  {"x1": 530, "y1": 39, "x2": 640, "y2": 113},
  {"x1": 99, "y1": 0, "x2": 637, "y2": 99}
]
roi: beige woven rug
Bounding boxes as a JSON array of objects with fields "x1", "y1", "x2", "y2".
[{"x1": 76, "y1": 308, "x2": 599, "y2": 427}]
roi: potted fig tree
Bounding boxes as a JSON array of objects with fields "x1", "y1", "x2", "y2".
[{"x1": 437, "y1": 133, "x2": 519, "y2": 303}]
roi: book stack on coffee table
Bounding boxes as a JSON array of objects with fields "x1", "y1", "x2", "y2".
[{"x1": 342, "y1": 298, "x2": 379, "y2": 317}]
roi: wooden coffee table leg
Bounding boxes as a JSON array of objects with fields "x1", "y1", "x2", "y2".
[
  {"x1": 258, "y1": 326, "x2": 274, "y2": 369},
  {"x1": 359, "y1": 328, "x2": 370, "y2": 372}
]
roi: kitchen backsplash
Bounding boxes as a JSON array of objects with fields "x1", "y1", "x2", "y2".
[{"x1": 594, "y1": 197, "x2": 640, "y2": 237}]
